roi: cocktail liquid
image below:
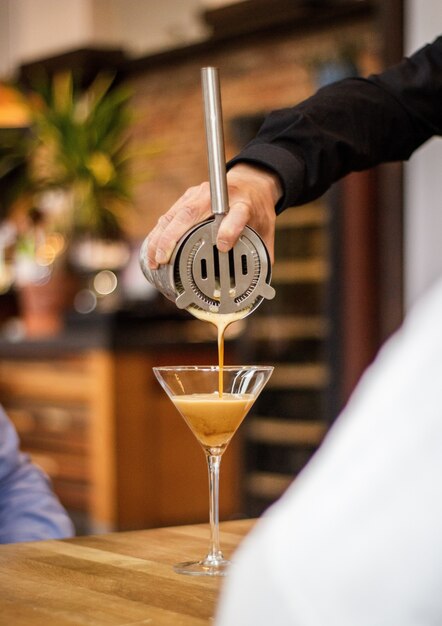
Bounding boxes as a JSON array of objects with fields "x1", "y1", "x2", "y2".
[{"x1": 172, "y1": 392, "x2": 254, "y2": 452}]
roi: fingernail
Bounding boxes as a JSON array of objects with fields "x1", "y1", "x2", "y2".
[{"x1": 217, "y1": 239, "x2": 230, "y2": 252}]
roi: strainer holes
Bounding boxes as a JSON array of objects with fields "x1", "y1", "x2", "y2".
[
  {"x1": 212, "y1": 246, "x2": 220, "y2": 279},
  {"x1": 200, "y1": 258, "x2": 208, "y2": 279},
  {"x1": 241, "y1": 254, "x2": 248, "y2": 275}
]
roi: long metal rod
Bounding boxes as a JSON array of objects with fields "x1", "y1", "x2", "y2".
[{"x1": 201, "y1": 67, "x2": 229, "y2": 216}]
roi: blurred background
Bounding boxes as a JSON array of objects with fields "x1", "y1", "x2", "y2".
[{"x1": 0, "y1": 0, "x2": 440, "y2": 535}]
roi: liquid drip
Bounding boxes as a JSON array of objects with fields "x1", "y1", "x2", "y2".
[{"x1": 188, "y1": 306, "x2": 251, "y2": 395}]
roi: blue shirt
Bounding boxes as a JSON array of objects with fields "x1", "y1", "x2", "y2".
[{"x1": 0, "y1": 405, "x2": 74, "y2": 543}]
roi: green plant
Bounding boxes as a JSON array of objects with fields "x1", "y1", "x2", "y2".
[
  {"x1": 0, "y1": 128, "x2": 30, "y2": 221},
  {"x1": 27, "y1": 71, "x2": 133, "y2": 239}
]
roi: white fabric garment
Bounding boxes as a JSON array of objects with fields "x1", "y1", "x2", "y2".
[{"x1": 216, "y1": 276, "x2": 442, "y2": 626}]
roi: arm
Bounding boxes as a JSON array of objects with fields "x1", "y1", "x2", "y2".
[
  {"x1": 146, "y1": 36, "x2": 442, "y2": 267},
  {"x1": 0, "y1": 406, "x2": 74, "y2": 543},
  {"x1": 229, "y1": 35, "x2": 442, "y2": 210}
]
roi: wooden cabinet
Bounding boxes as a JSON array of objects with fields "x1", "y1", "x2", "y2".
[
  {"x1": 239, "y1": 201, "x2": 332, "y2": 515},
  {"x1": 0, "y1": 337, "x2": 241, "y2": 534}
]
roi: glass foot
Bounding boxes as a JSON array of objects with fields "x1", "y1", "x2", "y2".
[{"x1": 173, "y1": 556, "x2": 231, "y2": 576}]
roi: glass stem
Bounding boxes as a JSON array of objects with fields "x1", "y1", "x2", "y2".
[{"x1": 206, "y1": 452, "x2": 223, "y2": 562}]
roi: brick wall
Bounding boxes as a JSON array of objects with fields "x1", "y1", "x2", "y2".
[{"x1": 127, "y1": 18, "x2": 380, "y2": 239}]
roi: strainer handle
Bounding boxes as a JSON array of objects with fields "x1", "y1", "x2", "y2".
[{"x1": 201, "y1": 67, "x2": 229, "y2": 216}]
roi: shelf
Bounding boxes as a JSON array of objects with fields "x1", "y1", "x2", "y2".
[
  {"x1": 247, "y1": 315, "x2": 328, "y2": 341},
  {"x1": 275, "y1": 202, "x2": 328, "y2": 229},
  {"x1": 245, "y1": 471, "x2": 294, "y2": 500},
  {"x1": 247, "y1": 418, "x2": 328, "y2": 446},
  {"x1": 272, "y1": 258, "x2": 329, "y2": 283},
  {"x1": 267, "y1": 363, "x2": 329, "y2": 389}
]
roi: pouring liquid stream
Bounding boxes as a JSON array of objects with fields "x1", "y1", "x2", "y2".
[{"x1": 188, "y1": 306, "x2": 250, "y2": 396}]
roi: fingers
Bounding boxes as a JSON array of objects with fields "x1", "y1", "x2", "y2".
[
  {"x1": 217, "y1": 202, "x2": 275, "y2": 264},
  {"x1": 155, "y1": 205, "x2": 195, "y2": 264},
  {"x1": 144, "y1": 164, "x2": 280, "y2": 270},
  {"x1": 216, "y1": 165, "x2": 278, "y2": 263},
  {"x1": 145, "y1": 210, "x2": 175, "y2": 269},
  {"x1": 146, "y1": 183, "x2": 212, "y2": 268}
]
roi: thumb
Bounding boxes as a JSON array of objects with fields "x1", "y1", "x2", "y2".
[{"x1": 216, "y1": 203, "x2": 250, "y2": 252}]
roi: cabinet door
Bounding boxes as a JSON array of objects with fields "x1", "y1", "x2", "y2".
[{"x1": 0, "y1": 355, "x2": 95, "y2": 531}]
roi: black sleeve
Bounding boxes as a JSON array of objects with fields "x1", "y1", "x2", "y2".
[{"x1": 227, "y1": 36, "x2": 442, "y2": 212}]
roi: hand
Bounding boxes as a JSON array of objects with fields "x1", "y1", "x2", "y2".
[{"x1": 145, "y1": 163, "x2": 282, "y2": 269}]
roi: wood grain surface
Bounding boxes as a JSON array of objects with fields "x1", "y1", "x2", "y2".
[{"x1": 0, "y1": 519, "x2": 254, "y2": 625}]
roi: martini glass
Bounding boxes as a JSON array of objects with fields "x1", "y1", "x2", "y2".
[{"x1": 153, "y1": 365, "x2": 273, "y2": 576}]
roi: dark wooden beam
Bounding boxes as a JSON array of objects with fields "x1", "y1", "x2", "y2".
[
  {"x1": 19, "y1": 48, "x2": 128, "y2": 88},
  {"x1": 202, "y1": 0, "x2": 376, "y2": 39},
  {"x1": 376, "y1": 0, "x2": 404, "y2": 342},
  {"x1": 127, "y1": 0, "x2": 376, "y2": 75},
  {"x1": 378, "y1": 0, "x2": 404, "y2": 63}
]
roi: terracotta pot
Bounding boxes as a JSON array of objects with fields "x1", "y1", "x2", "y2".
[{"x1": 17, "y1": 267, "x2": 79, "y2": 338}]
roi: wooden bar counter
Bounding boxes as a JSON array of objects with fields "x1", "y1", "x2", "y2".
[{"x1": 0, "y1": 519, "x2": 254, "y2": 625}]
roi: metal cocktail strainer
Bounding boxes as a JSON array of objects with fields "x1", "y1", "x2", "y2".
[{"x1": 139, "y1": 67, "x2": 275, "y2": 316}]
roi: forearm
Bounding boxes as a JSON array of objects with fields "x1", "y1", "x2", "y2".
[
  {"x1": 228, "y1": 37, "x2": 442, "y2": 211},
  {"x1": 147, "y1": 37, "x2": 442, "y2": 266}
]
